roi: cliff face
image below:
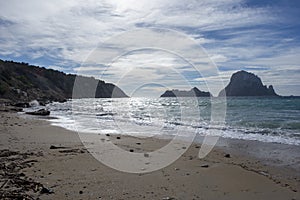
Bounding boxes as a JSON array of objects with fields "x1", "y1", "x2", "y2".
[
  {"x1": 0, "y1": 59, "x2": 128, "y2": 103},
  {"x1": 218, "y1": 70, "x2": 278, "y2": 97},
  {"x1": 160, "y1": 87, "x2": 211, "y2": 97}
]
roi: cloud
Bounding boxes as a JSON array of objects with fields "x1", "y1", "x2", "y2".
[{"x1": 0, "y1": 0, "x2": 299, "y2": 95}]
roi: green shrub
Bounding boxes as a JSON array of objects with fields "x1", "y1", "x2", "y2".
[{"x1": 0, "y1": 84, "x2": 8, "y2": 95}]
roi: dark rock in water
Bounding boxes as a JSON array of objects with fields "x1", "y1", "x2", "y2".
[
  {"x1": 219, "y1": 71, "x2": 279, "y2": 97},
  {"x1": 58, "y1": 98, "x2": 67, "y2": 103},
  {"x1": 160, "y1": 87, "x2": 211, "y2": 97},
  {"x1": 26, "y1": 109, "x2": 50, "y2": 116},
  {"x1": 96, "y1": 112, "x2": 114, "y2": 117}
]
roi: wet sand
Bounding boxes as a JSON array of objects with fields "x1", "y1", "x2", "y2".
[{"x1": 0, "y1": 111, "x2": 299, "y2": 199}]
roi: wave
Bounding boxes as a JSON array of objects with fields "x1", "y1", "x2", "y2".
[{"x1": 45, "y1": 97, "x2": 300, "y2": 146}]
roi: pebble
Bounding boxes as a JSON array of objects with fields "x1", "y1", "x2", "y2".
[
  {"x1": 162, "y1": 197, "x2": 174, "y2": 200},
  {"x1": 201, "y1": 164, "x2": 209, "y2": 168},
  {"x1": 224, "y1": 154, "x2": 231, "y2": 158},
  {"x1": 40, "y1": 187, "x2": 54, "y2": 194}
]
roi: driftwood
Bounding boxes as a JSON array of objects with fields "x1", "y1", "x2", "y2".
[{"x1": 0, "y1": 149, "x2": 52, "y2": 199}]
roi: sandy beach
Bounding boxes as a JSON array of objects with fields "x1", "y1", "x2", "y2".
[{"x1": 0, "y1": 110, "x2": 299, "y2": 200}]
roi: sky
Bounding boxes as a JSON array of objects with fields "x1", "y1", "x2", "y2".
[{"x1": 0, "y1": 0, "x2": 299, "y2": 96}]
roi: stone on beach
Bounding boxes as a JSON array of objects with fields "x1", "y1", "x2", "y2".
[
  {"x1": 224, "y1": 153, "x2": 231, "y2": 158},
  {"x1": 49, "y1": 145, "x2": 67, "y2": 149},
  {"x1": 201, "y1": 164, "x2": 209, "y2": 168}
]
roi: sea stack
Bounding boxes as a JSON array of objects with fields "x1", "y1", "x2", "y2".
[
  {"x1": 219, "y1": 70, "x2": 278, "y2": 97},
  {"x1": 160, "y1": 87, "x2": 211, "y2": 97}
]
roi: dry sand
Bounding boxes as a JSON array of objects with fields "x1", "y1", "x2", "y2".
[{"x1": 0, "y1": 111, "x2": 299, "y2": 199}]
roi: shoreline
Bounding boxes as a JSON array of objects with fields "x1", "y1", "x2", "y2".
[{"x1": 0, "y1": 111, "x2": 299, "y2": 199}]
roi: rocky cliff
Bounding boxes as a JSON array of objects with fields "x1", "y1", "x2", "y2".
[
  {"x1": 218, "y1": 70, "x2": 278, "y2": 97},
  {"x1": 0, "y1": 59, "x2": 128, "y2": 103},
  {"x1": 160, "y1": 87, "x2": 211, "y2": 97}
]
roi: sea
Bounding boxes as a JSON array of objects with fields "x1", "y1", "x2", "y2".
[{"x1": 32, "y1": 97, "x2": 300, "y2": 146}]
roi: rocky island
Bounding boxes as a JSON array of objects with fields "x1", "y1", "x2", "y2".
[
  {"x1": 160, "y1": 87, "x2": 211, "y2": 97},
  {"x1": 219, "y1": 70, "x2": 278, "y2": 97}
]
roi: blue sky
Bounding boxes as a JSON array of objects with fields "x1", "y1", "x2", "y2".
[{"x1": 0, "y1": 0, "x2": 299, "y2": 96}]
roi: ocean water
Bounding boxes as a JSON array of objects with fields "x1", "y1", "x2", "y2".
[{"x1": 44, "y1": 97, "x2": 300, "y2": 146}]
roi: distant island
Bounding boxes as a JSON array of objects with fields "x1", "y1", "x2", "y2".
[
  {"x1": 219, "y1": 70, "x2": 278, "y2": 97},
  {"x1": 0, "y1": 59, "x2": 128, "y2": 104},
  {"x1": 161, "y1": 70, "x2": 279, "y2": 98},
  {"x1": 160, "y1": 87, "x2": 211, "y2": 97}
]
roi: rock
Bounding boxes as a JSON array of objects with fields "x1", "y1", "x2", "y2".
[
  {"x1": 259, "y1": 171, "x2": 269, "y2": 176},
  {"x1": 29, "y1": 100, "x2": 39, "y2": 107},
  {"x1": 161, "y1": 87, "x2": 211, "y2": 97},
  {"x1": 12, "y1": 102, "x2": 30, "y2": 108},
  {"x1": 201, "y1": 164, "x2": 209, "y2": 168},
  {"x1": 116, "y1": 136, "x2": 121, "y2": 139},
  {"x1": 224, "y1": 153, "x2": 231, "y2": 158},
  {"x1": 59, "y1": 149, "x2": 82, "y2": 154},
  {"x1": 40, "y1": 187, "x2": 54, "y2": 194},
  {"x1": 50, "y1": 145, "x2": 58, "y2": 149},
  {"x1": 50, "y1": 145, "x2": 67, "y2": 149},
  {"x1": 26, "y1": 109, "x2": 50, "y2": 116},
  {"x1": 79, "y1": 190, "x2": 83, "y2": 194},
  {"x1": 97, "y1": 112, "x2": 114, "y2": 117},
  {"x1": 129, "y1": 149, "x2": 134, "y2": 152},
  {"x1": 58, "y1": 98, "x2": 67, "y2": 103},
  {"x1": 162, "y1": 197, "x2": 175, "y2": 200},
  {"x1": 38, "y1": 101, "x2": 47, "y2": 106},
  {"x1": 219, "y1": 70, "x2": 279, "y2": 96}
]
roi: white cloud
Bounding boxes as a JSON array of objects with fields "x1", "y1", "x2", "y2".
[
  {"x1": 210, "y1": 54, "x2": 228, "y2": 63},
  {"x1": 0, "y1": 0, "x2": 299, "y2": 95}
]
